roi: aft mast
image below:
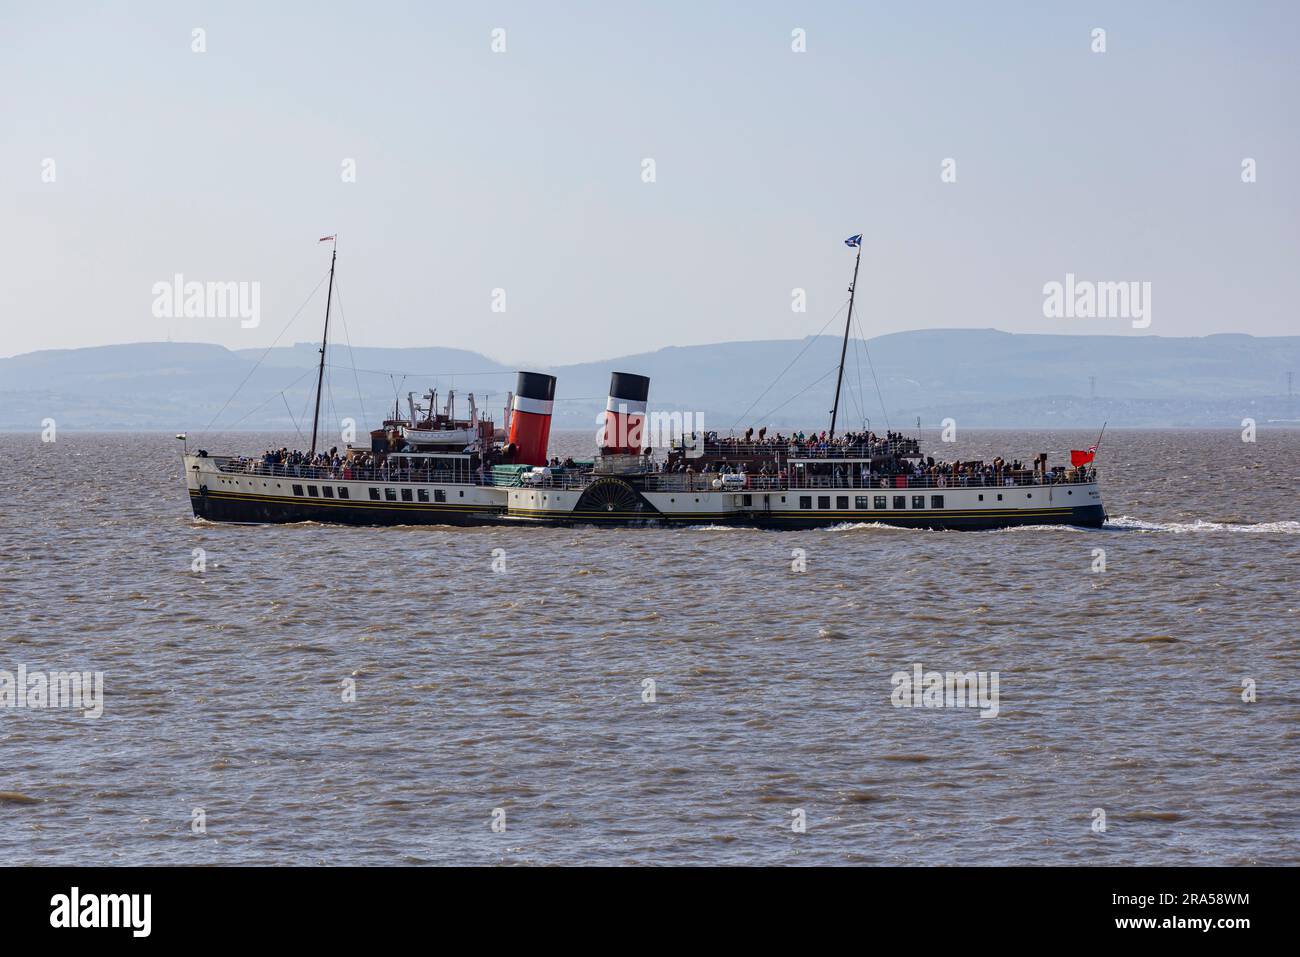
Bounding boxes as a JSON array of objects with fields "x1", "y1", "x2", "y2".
[
  {"x1": 309, "y1": 235, "x2": 337, "y2": 459},
  {"x1": 828, "y1": 233, "x2": 863, "y2": 442}
]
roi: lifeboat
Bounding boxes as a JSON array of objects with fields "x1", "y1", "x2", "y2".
[{"x1": 401, "y1": 426, "x2": 476, "y2": 446}]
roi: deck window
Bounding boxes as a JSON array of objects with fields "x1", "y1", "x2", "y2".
[
  {"x1": 292, "y1": 484, "x2": 303, "y2": 496},
  {"x1": 384, "y1": 488, "x2": 397, "y2": 501},
  {"x1": 893, "y1": 496, "x2": 906, "y2": 509},
  {"x1": 369, "y1": 488, "x2": 381, "y2": 501},
  {"x1": 322, "y1": 486, "x2": 334, "y2": 498},
  {"x1": 337, "y1": 487, "x2": 349, "y2": 499},
  {"x1": 836, "y1": 496, "x2": 849, "y2": 510},
  {"x1": 435, "y1": 489, "x2": 446, "y2": 503},
  {"x1": 912, "y1": 496, "x2": 925, "y2": 509},
  {"x1": 817, "y1": 496, "x2": 830, "y2": 509},
  {"x1": 855, "y1": 496, "x2": 869, "y2": 509},
  {"x1": 930, "y1": 495, "x2": 944, "y2": 509},
  {"x1": 799, "y1": 496, "x2": 812, "y2": 510},
  {"x1": 307, "y1": 485, "x2": 318, "y2": 497},
  {"x1": 742, "y1": 494, "x2": 752, "y2": 506},
  {"x1": 417, "y1": 489, "x2": 429, "y2": 502},
  {"x1": 401, "y1": 488, "x2": 413, "y2": 502},
  {"x1": 874, "y1": 496, "x2": 887, "y2": 509}
]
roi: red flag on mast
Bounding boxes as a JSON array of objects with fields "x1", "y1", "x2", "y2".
[{"x1": 1070, "y1": 445, "x2": 1097, "y2": 467}]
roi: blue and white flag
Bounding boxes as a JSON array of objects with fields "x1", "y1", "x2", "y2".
[{"x1": 844, "y1": 234, "x2": 862, "y2": 248}]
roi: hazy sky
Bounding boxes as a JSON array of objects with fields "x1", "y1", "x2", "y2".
[{"x1": 3, "y1": 1, "x2": 1296, "y2": 364}]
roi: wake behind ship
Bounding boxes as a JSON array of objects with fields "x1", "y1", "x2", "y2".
[{"x1": 182, "y1": 236, "x2": 1106, "y2": 531}]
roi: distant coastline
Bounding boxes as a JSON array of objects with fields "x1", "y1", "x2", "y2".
[{"x1": 3, "y1": 329, "x2": 1296, "y2": 430}]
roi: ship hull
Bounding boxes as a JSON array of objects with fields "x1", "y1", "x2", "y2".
[
  {"x1": 188, "y1": 488, "x2": 504, "y2": 526},
  {"x1": 189, "y1": 488, "x2": 1104, "y2": 530},
  {"x1": 752, "y1": 504, "x2": 1105, "y2": 531},
  {"x1": 495, "y1": 504, "x2": 1105, "y2": 530},
  {"x1": 185, "y1": 456, "x2": 1105, "y2": 530}
]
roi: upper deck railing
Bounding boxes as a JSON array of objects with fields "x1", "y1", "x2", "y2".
[
  {"x1": 640, "y1": 469, "x2": 1096, "y2": 492},
  {"x1": 210, "y1": 458, "x2": 488, "y2": 485},
  {"x1": 685, "y1": 439, "x2": 921, "y2": 460},
  {"x1": 206, "y1": 456, "x2": 1096, "y2": 493}
]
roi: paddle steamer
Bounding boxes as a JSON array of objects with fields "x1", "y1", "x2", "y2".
[{"x1": 183, "y1": 237, "x2": 1106, "y2": 530}]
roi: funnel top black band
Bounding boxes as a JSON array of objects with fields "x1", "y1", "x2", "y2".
[
  {"x1": 515, "y1": 371, "x2": 557, "y2": 401},
  {"x1": 609, "y1": 372, "x2": 650, "y2": 403}
]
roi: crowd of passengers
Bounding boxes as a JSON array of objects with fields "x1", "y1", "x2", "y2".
[
  {"x1": 226, "y1": 447, "x2": 478, "y2": 481},
  {"x1": 659, "y1": 453, "x2": 1093, "y2": 488},
  {"x1": 221, "y1": 439, "x2": 1092, "y2": 489},
  {"x1": 695, "y1": 428, "x2": 920, "y2": 457},
  {"x1": 228, "y1": 446, "x2": 586, "y2": 482}
]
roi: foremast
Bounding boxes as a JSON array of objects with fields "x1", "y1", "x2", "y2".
[
  {"x1": 829, "y1": 233, "x2": 863, "y2": 442},
  {"x1": 309, "y1": 235, "x2": 337, "y2": 459}
]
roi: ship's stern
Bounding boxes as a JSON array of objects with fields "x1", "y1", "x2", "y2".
[{"x1": 1074, "y1": 478, "x2": 1106, "y2": 528}]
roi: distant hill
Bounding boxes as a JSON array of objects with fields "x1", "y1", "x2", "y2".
[{"x1": 1, "y1": 330, "x2": 1296, "y2": 431}]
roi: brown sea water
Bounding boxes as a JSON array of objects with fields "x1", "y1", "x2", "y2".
[{"x1": 1, "y1": 428, "x2": 1297, "y2": 865}]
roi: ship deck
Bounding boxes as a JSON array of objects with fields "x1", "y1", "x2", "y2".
[{"x1": 206, "y1": 456, "x2": 1099, "y2": 494}]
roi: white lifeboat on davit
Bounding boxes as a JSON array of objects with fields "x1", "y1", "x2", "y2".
[{"x1": 401, "y1": 425, "x2": 476, "y2": 445}]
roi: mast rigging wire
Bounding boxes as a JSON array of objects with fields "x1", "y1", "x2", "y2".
[
  {"x1": 853, "y1": 308, "x2": 890, "y2": 431},
  {"x1": 194, "y1": 268, "x2": 331, "y2": 439},
  {"x1": 215, "y1": 366, "x2": 315, "y2": 432},
  {"x1": 331, "y1": 279, "x2": 368, "y2": 430},
  {"x1": 754, "y1": 365, "x2": 841, "y2": 424},
  {"x1": 728, "y1": 297, "x2": 850, "y2": 433},
  {"x1": 281, "y1": 391, "x2": 306, "y2": 445}
]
